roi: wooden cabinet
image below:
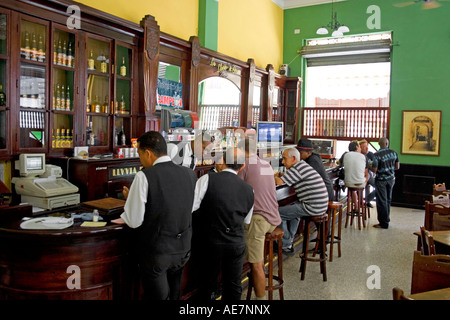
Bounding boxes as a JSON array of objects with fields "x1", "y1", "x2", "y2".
[
  {"x1": 51, "y1": 157, "x2": 142, "y2": 202},
  {"x1": 0, "y1": 1, "x2": 139, "y2": 160},
  {"x1": 283, "y1": 77, "x2": 302, "y2": 144}
]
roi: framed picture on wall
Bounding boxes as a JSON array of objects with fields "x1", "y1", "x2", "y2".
[{"x1": 401, "y1": 110, "x2": 442, "y2": 156}]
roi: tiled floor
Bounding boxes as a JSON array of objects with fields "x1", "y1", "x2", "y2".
[{"x1": 246, "y1": 205, "x2": 425, "y2": 300}]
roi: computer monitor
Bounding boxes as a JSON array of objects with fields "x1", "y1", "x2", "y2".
[
  {"x1": 256, "y1": 121, "x2": 284, "y2": 147},
  {"x1": 15, "y1": 153, "x2": 46, "y2": 177}
]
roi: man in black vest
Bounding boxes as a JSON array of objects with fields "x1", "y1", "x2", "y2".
[
  {"x1": 112, "y1": 131, "x2": 197, "y2": 300},
  {"x1": 192, "y1": 148, "x2": 254, "y2": 300}
]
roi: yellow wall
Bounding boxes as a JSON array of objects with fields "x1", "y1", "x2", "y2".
[
  {"x1": 218, "y1": 0, "x2": 283, "y2": 69},
  {"x1": 76, "y1": 0, "x2": 199, "y2": 41},
  {"x1": 77, "y1": 0, "x2": 283, "y2": 69}
]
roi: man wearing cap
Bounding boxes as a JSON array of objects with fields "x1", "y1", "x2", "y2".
[{"x1": 297, "y1": 138, "x2": 335, "y2": 201}]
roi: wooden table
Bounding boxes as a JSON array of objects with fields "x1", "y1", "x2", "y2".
[
  {"x1": 415, "y1": 230, "x2": 450, "y2": 255},
  {"x1": 408, "y1": 287, "x2": 450, "y2": 300}
]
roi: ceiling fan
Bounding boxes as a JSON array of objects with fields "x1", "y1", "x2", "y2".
[{"x1": 394, "y1": 0, "x2": 450, "y2": 9}]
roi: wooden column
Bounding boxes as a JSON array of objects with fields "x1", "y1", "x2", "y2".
[{"x1": 189, "y1": 36, "x2": 201, "y2": 115}]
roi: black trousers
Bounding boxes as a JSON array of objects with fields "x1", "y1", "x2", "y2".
[
  {"x1": 139, "y1": 251, "x2": 191, "y2": 300},
  {"x1": 199, "y1": 242, "x2": 246, "y2": 300}
]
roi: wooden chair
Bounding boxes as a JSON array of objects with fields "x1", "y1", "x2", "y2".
[
  {"x1": 424, "y1": 201, "x2": 450, "y2": 231},
  {"x1": 419, "y1": 226, "x2": 436, "y2": 255},
  {"x1": 411, "y1": 250, "x2": 450, "y2": 294},
  {"x1": 392, "y1": 287, "x2": 413, "y2": 300}
]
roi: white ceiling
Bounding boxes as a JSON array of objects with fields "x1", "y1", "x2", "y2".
[{"x1": 272, "y1": 0, "x2": 346, "y2": 10}]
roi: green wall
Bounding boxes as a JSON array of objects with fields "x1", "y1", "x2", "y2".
[{"x1": 283, "y1": 0, "x2": 450, "y2": 166}]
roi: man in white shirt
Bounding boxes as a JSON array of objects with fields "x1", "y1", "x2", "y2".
[{"x1": 112, "y1": 131, "x2": 197, "y2": 300}]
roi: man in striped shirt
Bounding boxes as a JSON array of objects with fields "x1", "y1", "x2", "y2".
[{"x1": 274, "y1": 148, "x2": 329, "y2": 254}]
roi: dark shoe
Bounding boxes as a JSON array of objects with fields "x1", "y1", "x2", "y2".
[
  {"x1": 373, "y1": 224, "x2": 388, "y2": 229},
  {"x1": 282, "y1": 246, "x2": 295, "y2": 256},
  {"x1": 367, "y1": 203, "x2": 374, "y2": 208}
]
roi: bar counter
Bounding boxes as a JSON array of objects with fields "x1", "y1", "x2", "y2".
[
  {"x1": 0, "y1": 207, "x2": 136, "y2": 300},
  {"x1": 0, "y1": 165, "x2": 340, "y2": 300}
]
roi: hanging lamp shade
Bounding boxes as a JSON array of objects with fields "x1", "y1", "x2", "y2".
[{"x1": 316, "y1": 27, "x2": 329, "y2": 35}]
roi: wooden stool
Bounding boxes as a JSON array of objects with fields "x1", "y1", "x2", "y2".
[
  {"x1": 299, "y1": 213, "x2": 328, "y2": 281},
  {"x1": 246, "y1": 227, "x2": 284, "y2": 300},
  {"x1": 326, "y1": 201, "x2": 343, "y2": 262},
  {"x1": 345, "y1": 187, "x2": 366, "y2": 229}
]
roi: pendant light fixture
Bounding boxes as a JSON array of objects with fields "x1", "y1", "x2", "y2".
[{"x1": 316, "y1": 0, "x2": 350, "y2": 37}]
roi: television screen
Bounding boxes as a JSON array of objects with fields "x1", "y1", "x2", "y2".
[
  {"x1": 256, "y1": 121, "x2": 284, "y2": 145},
  {"x1": 26, "y1": 156, "x2": 44, "y2": 171}
]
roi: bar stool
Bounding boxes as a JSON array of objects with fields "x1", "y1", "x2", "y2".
[
  {"x1": 326, "y1": 201, "x2": 343, "y2": 262},
  {"x1": 246, "y1": 227, "x2": 284, "y2": 300},
  {"x1": 345, "y1": 187, "x2": 366, "y2": 229},
  {"x1": 299, "y1": 213, "x2": 328, "y2": 281}
]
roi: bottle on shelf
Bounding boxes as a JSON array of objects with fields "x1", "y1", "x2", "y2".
[
  {"x1": 37, "y1": 34, "x2": 44, "y2": 62},
  {"x1": 0, "y1": 84, "x2": 6, "y2": 106},
  {"x1": 53, "y1": 39, "x2": 58, "y2": 64},
  {"x1": 120, "y1": 95, "x2": 126, "y2": 114},
  {"x1": 67, "y1": 41, "x2": 73, "y2": 67},
  {"x1": 120, "y1": 56, "x2": 127, "y2": 77},
  {"x1": 56, "y1": 84, "x2": 61, "y2": 110},
  {"x1": 31, "y1": 33, "x2": 37, "y2": 61},
  {"x1": 94, "y1": 95, "x2": 101, "y2": 113},
  {"x1": 55, "y1": 128, "x2": 61, "y2": 148},
  {"x1": 23, "y1": 31, "x2": 30, "y2": 60},
  {"x1": 57, "y1": 40, "x2": 63, "y2": 65},
  {"x1": 102, "y1": 96, "x2": 109, "y2": 114},
  {"x1": 69, "y1": 129, "x2": 74, "y2": 148},
  {"x1": 61, "y1": 128, "x2": 66, "y2": 148},
  {"x1": 88, "y1": 50, "x2": 95, "y2": 70},
  {"x1": 62, "y1": 41, "x2": 67, "y2": 66},
  {"x1": 86, "y1": 96, "x2": 91, "y2": 112},
  {"x1": 99, "y1": 51, "x2": 107, "y2": 73},
  {"x1": 51, "y1": 129, "x2": 56, "y2": 149},
  {"x1": 66, "y1": 86, "x2": 71, "y2": 111},
  {"x1": 61, "y1": 85, "x2": 66, "y2": 110},
  {"x1": 118, "y1": 125, "x2": 126, "y2": 146}
]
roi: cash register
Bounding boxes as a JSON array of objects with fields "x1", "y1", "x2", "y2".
[{"x1": 11, "y1": 153, "x2": 80, "y2": 210}]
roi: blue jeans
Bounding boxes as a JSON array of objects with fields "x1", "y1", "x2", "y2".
[
  {"x1": 278, "y1": 202, "x2": 310, "y2": 249},
  {"x1": 375, "y1": 178, "x2": 395, "y2": 228}
]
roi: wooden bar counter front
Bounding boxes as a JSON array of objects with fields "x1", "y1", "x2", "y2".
[{"x1": 0, "y1": 207, "x2": 137, "y2": 300}]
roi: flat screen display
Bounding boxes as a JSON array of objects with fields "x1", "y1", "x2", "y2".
[{"x1": 256, "y1": 121, "x2": 284, "y2": 144}]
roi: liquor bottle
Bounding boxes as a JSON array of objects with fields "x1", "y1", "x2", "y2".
[
  {"x1": 118, "y1": 125, "x2": 126, "y2": 146},
  {"x1": 57, "y1": 40, "x2": 63, "y2": 65},
  {"x1": 86, "y1": 96, "x2": 91, "y2": 112},
  {"x1": 37, "y1": 34, "x2": 44, "y2": 62},
  {"x1": 62, "y1": 41, "x2": 67, "y2": 66},
  {"x1": 67, "y1": 41, "x2": 73, "y2": 67},
  {"x1": 0, "y1": 84, "x2": 6, "y2": 106},
  {"x1": 94, "y1": 95, "x2": 101, "y2": 113},
  {"x1": 102, "y1": 96, "x2": 109, "y2": 113},
  {"x1": 100, "y1": 51, "x2": 107, "y2": 73},
  {"x1": 56, "y1": 84, "x2": 61, "y2": 110},
  {"x1": 88, "y1": 50, "x2": 95, "y2": 70},
  {"x1": 53, "y1": 39, "x2": 58, "y2": 64},
  {"x1": 24, "y1": 31, "x2": 30, "y2": 60},
  {"x1": 61, "y1": 85, "x2": 66, "y2": 110},
  {"x1": 66, "y1": 86, "x2": 71, "y2": 111},
  {"x1": 69, "y1": 129, "x2": 74, "y2": 148},
  {"x1": 31, "y1": 33, "x2": 37, "y2": 61},
  {"x1": 120, "y1": 56, "x2": 127, "y2": 76},
  {"x1": 55, "y1": 128, "x2": 61, "y2": 148},
  {"x1": 120, "y1": 95, "x2": 126, "y2": 114},
  {"x1": 51, "y1": 129, "x2": 56, "y2": 149},
  {"x1": 61, "y1": 128, "x2": 66, "y2": 148}
]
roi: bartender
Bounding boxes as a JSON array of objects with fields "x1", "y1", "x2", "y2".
[{"x1": 112, "y1": 131, "x2": 197, "y2": 300}]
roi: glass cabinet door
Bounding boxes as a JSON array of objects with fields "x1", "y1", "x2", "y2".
[
  {"x1": 114, "y1": 44, "x2": 132, "y2": 148},
  {"x1": 0, "y1": 12, "x2": 8, "y2": 153},
  {"x1": 18, "y1": 17, "x2": 48, "y2": 150},
  {"x1": 50, "y1": 26, "x2": 76, "y2": 152},
  {"x1": 86, "y1": 36, "x2": 111, "y2": 148}
]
